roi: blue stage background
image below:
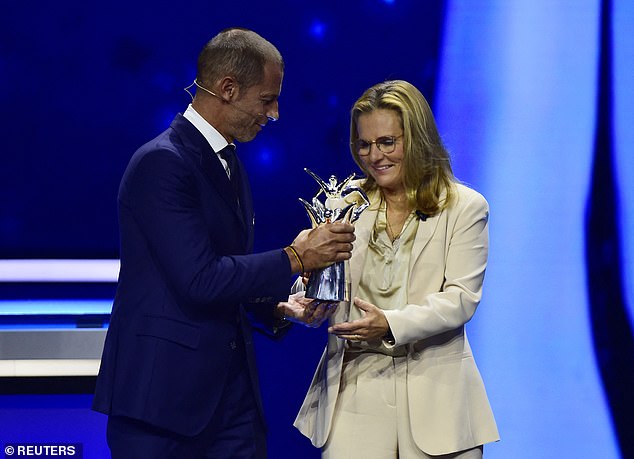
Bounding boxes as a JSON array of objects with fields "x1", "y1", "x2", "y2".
[{"x1": 1, "y1": 0, "x2": 632, "y2": 458}]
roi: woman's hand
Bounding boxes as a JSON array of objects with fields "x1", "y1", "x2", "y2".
[
  {"x1": 328, "y1": 297, "x2": 390, "y2": 341},
  {"x1": 277, "y1": 291, "x2": 338, "y2": 328}
]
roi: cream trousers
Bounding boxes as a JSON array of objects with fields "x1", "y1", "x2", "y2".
[{"x1": 322, "y1": 352, "x2": 483, "y2": 459}]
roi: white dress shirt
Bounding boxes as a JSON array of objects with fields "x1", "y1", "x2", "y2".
[{"x1": 183, "y1": 104, "x2": 234, "y2": 178}]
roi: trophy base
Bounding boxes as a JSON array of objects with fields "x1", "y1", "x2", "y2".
[{"x1": 305, "y1": 261, "x2": 350, "y2": 302}]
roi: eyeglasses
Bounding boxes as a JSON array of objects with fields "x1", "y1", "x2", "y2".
[{"x1": 352, "y1": 135, "x2": 403, "y2": 155}]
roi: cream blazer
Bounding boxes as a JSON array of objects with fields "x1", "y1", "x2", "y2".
[{"x1": 293, "y1": 182, "x2": 500, "y2": 455}]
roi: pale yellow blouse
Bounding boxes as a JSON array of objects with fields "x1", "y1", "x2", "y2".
[{"x1": 348, "y1": 201, "x2": 419, "y2": 356}]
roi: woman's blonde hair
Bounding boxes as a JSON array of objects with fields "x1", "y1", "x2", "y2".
[{"x1": 350, "y1": 80, "x2": 455, "y2": 215}]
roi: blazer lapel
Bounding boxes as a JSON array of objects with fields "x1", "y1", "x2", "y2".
[
  {"x1": 233, "y1": 156, "x2": 254, "y2": 251},
  {"x1": 199, "y1": 148, "x2": 244, "y2": 221},
  {"x1": 409, "y1": 211, "x2": 441, "y2": 273},
  {"x1": 170, "y1": 114, "x2": 248, "y2": 243},
  {"x1": 408, "y1": 186, "x2": 450, "y2": 272}
]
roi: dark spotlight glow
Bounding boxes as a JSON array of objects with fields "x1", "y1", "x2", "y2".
[
  {"x1": 258, "y1": 148, "x2": 273, "y2": 165},
  {"x1": 310, "y1": 20, "x2": 326, "y2": 39}
]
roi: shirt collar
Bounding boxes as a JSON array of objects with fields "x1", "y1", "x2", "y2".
[{"x1": 183, "y1": 104, "x2": 233, "y2": 154}]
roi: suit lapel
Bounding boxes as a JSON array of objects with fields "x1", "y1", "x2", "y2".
[
  {"x1": 409, "y1": 212, "x2": 441, "y2": 273},
  {"x1": 198, "y1": 148, "x2": 244, "y2": 221},
  {"x1": 170, "y1": 114, "x2": 248, "y2": 242},
  {"x1": 198, "y1": 149, "x2": 251, "y2": 246},
  {"x1": 409, "y1": 187, "x2": 449, "y2": 272},
  {"x1": 233, "y1": 156, "x2": 254, "y2": 251}
]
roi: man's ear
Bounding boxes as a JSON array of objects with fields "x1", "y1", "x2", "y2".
[{"x1": 218, "y1": 76, "x2": 238, "y2": 102}]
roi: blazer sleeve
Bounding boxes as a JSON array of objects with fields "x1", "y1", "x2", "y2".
[
  {"x1": 121, "y1": 146, "x2": 292, "y2": 313},
  {"x1": 383, "y1": 190, "x2": 489, "y2": 345}
]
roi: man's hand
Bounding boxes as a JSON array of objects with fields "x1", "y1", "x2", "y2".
[
  {"x1": 289, "y1": 222, "x2": 355, "y2": 273},
  {"x1": 276, "y1": 291, "x2": 338, "y2": 328},
  {"x1": 328, "y1": 297, "x2": 390, "y2": 342}
]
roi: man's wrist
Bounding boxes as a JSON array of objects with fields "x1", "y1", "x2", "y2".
[{"x1": 284, "y1": 246, "x2": 304, "y2": 274}]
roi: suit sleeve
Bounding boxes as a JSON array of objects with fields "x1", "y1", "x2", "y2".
[
  {"x1": 383, "y1": 190, "x2": 489, "y2": 344},
  {"x1": 122, "y1": 147, "x2": 291, "y2": 312}
]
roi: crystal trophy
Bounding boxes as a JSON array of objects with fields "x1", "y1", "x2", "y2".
[{"x1": 299, "y1": 168, "x2": 369, "y2": 302}]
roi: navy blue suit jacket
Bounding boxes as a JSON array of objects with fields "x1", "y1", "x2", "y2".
[{"x1": 93, "y1": 114, "x2": 292, "y2": 436}]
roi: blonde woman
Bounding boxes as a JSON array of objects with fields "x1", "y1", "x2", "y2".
[{"x1": 294, "y1": 80, "x2": 499, "y2": 458}]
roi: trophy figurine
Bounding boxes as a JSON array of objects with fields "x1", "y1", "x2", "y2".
[{"x1": 299, "y1": 168, "x2": 369, "y2": 302}]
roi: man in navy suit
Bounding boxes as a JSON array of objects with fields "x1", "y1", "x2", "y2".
[{"x1": 93, "y1": 28, "x2": 355, "y2": 458}]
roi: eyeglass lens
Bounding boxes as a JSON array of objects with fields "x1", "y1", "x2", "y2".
[{"x1": 354, "y1": 136, "x2": 399, "y2": 155}]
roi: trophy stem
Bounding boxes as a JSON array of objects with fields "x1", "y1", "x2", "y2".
[{"x1": 305, "y1": 261, "x2": 350, "y2": 302}]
